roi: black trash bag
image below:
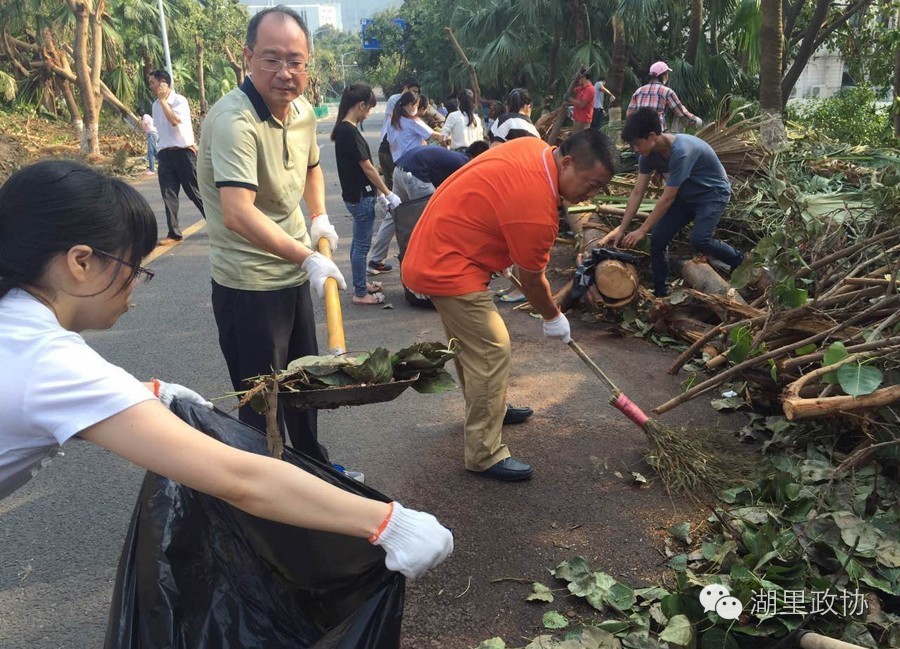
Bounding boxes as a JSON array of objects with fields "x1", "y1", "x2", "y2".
[{"x1": 104, "y1": 400, "x2": 404, "y2": 649}]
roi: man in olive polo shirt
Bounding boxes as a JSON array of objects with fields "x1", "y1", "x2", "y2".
[{"x1": 197, "y1": 6, "x2": 345, "y2": 461}]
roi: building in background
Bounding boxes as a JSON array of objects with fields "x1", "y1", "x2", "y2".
[
  {"x1": 240, "y1": 1, "x2": 343, "y2": 32},
  {"x1": 340, "y1": 0, "x2": 396, "y2": 33}
]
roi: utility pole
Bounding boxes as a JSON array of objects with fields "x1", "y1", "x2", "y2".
[{"x1": 157, "y1": 0, "x2": 174, "y2": 90}]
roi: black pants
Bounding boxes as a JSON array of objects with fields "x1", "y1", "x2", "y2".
[
  {"x1": 378, "y1": 137, "x2": 395, "y2": 190},
  {"x1": 211, "y1": 280, "x2": 329, "y2": 463},
  {"x1": 157, "y1": 148, "x2": 205, "y2": 239},
  {"x1": 590, "y1": 108, "x2": 607, "y2": 130}
]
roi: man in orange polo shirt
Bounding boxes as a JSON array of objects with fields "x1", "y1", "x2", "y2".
[{"x1": 402, "y1": 130, "x2": 618, "y2": 481}]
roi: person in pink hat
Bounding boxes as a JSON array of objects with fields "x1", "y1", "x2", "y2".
[{"x1": 627, "y1": 61, "x2": 702, "y2": 133}]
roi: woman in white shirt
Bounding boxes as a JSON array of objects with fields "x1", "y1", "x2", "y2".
[
  {"x1": 386, "y1": 91, "x2": 445, "y2": 162},
  {"x1": 0, "y1": 161, "x2": 452, "y2": 579},
  {"x1": 441, "y1": 89, "x2": 484, "y2": 152}
]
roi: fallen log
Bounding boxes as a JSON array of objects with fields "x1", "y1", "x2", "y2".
[{"x1": 680, "y1": 259, "x2": 747, "y2": 305}]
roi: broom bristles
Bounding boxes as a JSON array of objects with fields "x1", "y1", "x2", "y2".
[{"x1": 640, "y1": 418, "x2": 751, "y2": 496}]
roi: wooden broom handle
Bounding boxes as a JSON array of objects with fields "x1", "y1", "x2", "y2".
[{"x1": 316, "y1": 237, "x2": 346, "y2": 355}]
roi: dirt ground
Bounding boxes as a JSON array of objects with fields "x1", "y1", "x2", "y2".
[{"x1": 0, "y1": 112, "x2": 147, "y2": 183}]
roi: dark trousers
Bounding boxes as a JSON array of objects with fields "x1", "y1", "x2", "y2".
[
  {"x1": 590, "y1": 107, "x2": 606, "y2": 129},
  {"x1": 650, "y1": 194, "x2": 743, "y2": 295},
  {"x1": 211, "y1": 280, "x2": 329, "y2": 463},
  {"x1": 378, "y1": 137, "x2": 395, "y2": 190},
  {"x1": 157, "y1": 148, "x2": 205, "y2": 239}
]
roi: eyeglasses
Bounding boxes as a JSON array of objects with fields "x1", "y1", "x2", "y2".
[
  {"x1": 254, "y1": 54, "x2": 309, "y2": 74},
  {"x1": 93, "y1": 250, "x2": 155, "y2": 284}
]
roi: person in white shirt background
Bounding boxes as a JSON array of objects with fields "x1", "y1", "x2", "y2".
[
  {"x1": 139, "y1": 113, "x2": 159, "y2": 174},
  {"x1": 440, "y1": 89, "x2": 484, "y2": 152},
  {"x1": 591, "y1": 75, "x2": 616, "y2": 130},
  {"x1": 148, "y1": 69, "x2": 206, "y2": 243},
  {"x1": 0, "y1": 159, "x2": 453, "y2": 581}
]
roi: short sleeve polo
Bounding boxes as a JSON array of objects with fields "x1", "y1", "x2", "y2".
[{"x1": 198, "y1": 79, "x2": 320, "y2": 290}]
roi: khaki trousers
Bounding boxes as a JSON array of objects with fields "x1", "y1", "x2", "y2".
[{"x1": 431, "y1": 291, "x2": 512, "y2": 471}]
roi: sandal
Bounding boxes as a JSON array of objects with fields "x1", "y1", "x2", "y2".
[
  {"x1": 353, "y1": 292, "x2": 385, "y2": 305},
  {"x1": 366, "y1": 281, "x2": 383, "y2": 294}
]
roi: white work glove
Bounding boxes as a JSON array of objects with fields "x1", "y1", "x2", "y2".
[
  {"x1": 386, "y1": 192, "x2": 402, "y2": 210},
  {"x1": 376, "y1": 194, "x2": 389, "y2": 211},
  {"x1": 309, "y1": 214, "x2": 339, "y2": 252},
  {"x1": 693, "y1": 116, "x2": 703, "y2": 127},
  {"x1": 371, "y1": 502, "x2": 454, "y2": 579},
  {"x1": 153, "y1": 379, "x2": 213, "y2": 409},
  {"x1": 301, "y1": 251, "x2": 347, "y2": 297},
  {"x1": 542, "y1": 312, "x2": 572, "y2": 344}
]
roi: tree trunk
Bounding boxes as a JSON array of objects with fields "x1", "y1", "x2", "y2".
[
  {"x1": 32, "y1": 61, "x2": 139, "y2": 129},
  {"x1": 608, "y1": 15, "x2": 628, "y2": 105},
  {"x1": 89, "y1": 0, "x2": 104, "y2": 111},
  {"x1": 780, "y1": 0, "x2": 829, "y2": 105},
  {"x1": 573, "y1": 0, "x2": 587, "y2": 44},
  {"x1": 759, "y1": 0, "x2": 785, "y2": 148},
  {"x1": 41, "y1": 27, "x2": 83, "y2": 139},
  {"x1": 685, "y1": 0, "x2": 703, "y2": 65},
  {"x1": 223, "y1": 45, "x2": 245, "y2": 86},
  {"x1": 894, "y1": 43, "x2": 899, "y2": 138},
  {"x1": 66, "y1": 0, "x2": 100, "y2": 155},
  {"x1": 196, "y1": 36, "x2": 208, "y2": 114},
  {"x1": 680, "y1": 259, "x2": 748, "y2": 304},
  {"x1": 548, "y1": 29, "x2": 561, "y2": 102}
]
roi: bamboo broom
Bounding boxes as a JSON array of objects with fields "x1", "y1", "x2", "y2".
[
  {"x1": 508, "y1": 276, "x2": 743, "y2": 493},
  {"x1": 566, "y1": 339, "x2": 743, "y2": 494}
]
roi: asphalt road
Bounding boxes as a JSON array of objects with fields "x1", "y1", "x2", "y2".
[{"x1": 0, "y1": 109, "x2": 744, "y2": 648}]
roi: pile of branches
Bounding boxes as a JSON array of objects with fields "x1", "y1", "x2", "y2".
[{"x1": 645, "y1": 139, "x2": 900, "y2": 434}]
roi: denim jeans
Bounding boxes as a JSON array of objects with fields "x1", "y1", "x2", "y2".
[
  {"x1": 345, "y1": 196, "x2": 377, "y2": 297},
  {"x1": 650, "y1": 194, "x2": 742, "y2": 295},
  {"x1": 147, "y1": 132, "x2": 159, "y2": 172}
]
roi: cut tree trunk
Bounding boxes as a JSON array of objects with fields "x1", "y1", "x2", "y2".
[
  {"x1": 680, "y1": 258, "x2": 748, "y2": 304},
  {"x1": 595, "y1": 260, "x2": 639, "y2": 301}
]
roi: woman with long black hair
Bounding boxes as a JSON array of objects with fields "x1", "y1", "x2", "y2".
[
  {"x1": 441, "y1": 89, "x2": 484, "y2": 152},
  {"x1": 0, "y1": 160, "x2": 452, "y2": 577},
  {"x1": 330, "y1": 84, "x2": 402, "y2": 305}
]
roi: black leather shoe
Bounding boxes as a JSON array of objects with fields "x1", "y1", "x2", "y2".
[
  {"x1": 503, "y1": 404, "x2": 533, "y2": 425},
  {"x1": 472, "y1": 457, "x2": 534, "y2": 482}
]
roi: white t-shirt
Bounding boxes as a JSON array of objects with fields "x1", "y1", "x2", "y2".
[
  {"x1": 152, "y1": 91, "x2": 195, "y2": 149},
  {"x1": 379, "y1": 92, "x2": 403, "y2": 142},
  {"x1": 0, "y1": 289, "x2": 155, "y2": 499},
  {"x1": 387, "y1": 117, "x2": 434, "y2": 162},
  {"x1": 593, "y1": 81, "x2": 607, "y2": 110},
  {"x1": 440, "y1": 111, "x2": 483, "y2": 148}
]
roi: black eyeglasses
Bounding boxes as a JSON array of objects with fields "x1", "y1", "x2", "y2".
[
  {"x1": 93, "y1": 250, "x2": 155, "y2": 284},
  {"x1": 252, "y1": 51, "x2": 309, "y2": 74}
]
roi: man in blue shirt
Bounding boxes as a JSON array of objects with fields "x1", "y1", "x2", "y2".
[{"x1": 602, "y1": 107, "x2": 743, "y2": 296}]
